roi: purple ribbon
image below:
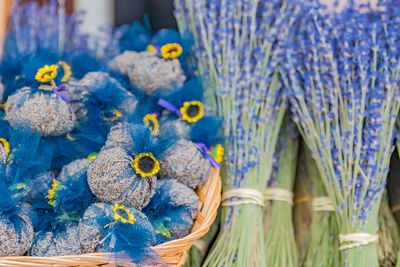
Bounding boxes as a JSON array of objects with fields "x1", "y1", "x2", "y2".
[
  {"x1": 197, "y1": 142, "x2": 221, "y2": 169},
  {"x1": 52, "y1": 85, "x2": 71, "y2": 103},
  {"x1": 158, "y1": 99, "x2": 182, "y2": 116}
]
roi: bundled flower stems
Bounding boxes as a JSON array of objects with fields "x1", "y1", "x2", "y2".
[
  {"x1": 293, "y1": 146, "x2": 313, "y2": 264},
  {"x1": 377, "y1": 194, "x2": 400, "y2": 266},
  {"x1": 263, "y1": 114, "x2": 299, "y2": 267},
  {"x1": 284, "y1": 1, "x2": 400, "y2": 266},
  {"x1": 174, "y1": 0, "x2": 298, "y2": 265},
  {"x1": 294, "y1": 144, "x2": 398, "y2": 267},
  {"x1": 294, "y1": 144, "x2": 339, "y2": 267}
]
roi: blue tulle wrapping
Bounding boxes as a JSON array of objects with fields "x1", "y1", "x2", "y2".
[
  {"x1": 0, "y1": 110, "x2": 10, "y2": 141},
  {"x1": 79, "y1": 202, "x2": 165, "y2": 265},
  {"x1": 143, "y1": 178, "x2": 198, "y2": 245},
  {"x1": 7, "y1": 128, "x2": 53, "y2": 185},
  {"x1": 30, "y1": 159, "x2": 94, "y2": 233},
  {"x1": 115, "y1": 17, "x2": 152, "y2": 54},
  {"x1": 0, "y1": 163, "x2": 33, "y2": 251},
  {"x1": 123, "y1": 123, "x2": 178, "y2": 161},
  {"x1": 162, "y1": 78, "x2": 203, "y2": 112},
  {"x1": 189, "y1": 116, "x2": 225, "y2": 148}
]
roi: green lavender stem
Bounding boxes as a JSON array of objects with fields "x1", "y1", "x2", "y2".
[
  {"x1": 302, "y1": 146, "x2": 339, "y2": 267},
  {"x1": 264, "y1": 115, "x2": 299, "y2": 267}
]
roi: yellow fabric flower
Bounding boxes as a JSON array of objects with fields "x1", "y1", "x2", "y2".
[
  {"x1": 87, "y1": 152, "x2": 98, "y2": 159},
  {"x1": 161, "y1": 43, "x2": 183, "y2": 59},
  {"x1": 99, "y1": 108, "x2": 123, "y2": 122},
  {"x1": 58, "y1": 61, "x2": 72, "y2": 82},
  {"x1": 132, "y1": 152, "x2": 160, "y2": 178},
  {"x1": 112, "y1": 203, "x2": 136, "y2": 224},
  {"x1": 66, "y1": 133, "x2": 76, "y2": 141},
  {"x1": 143, "y1": 114, "x2": 160, "y2": 136},
  {"x1": 146, "y1": 44, "x2": 158, "y2": 54},
  {"x1": 35, "y1": 64, "x2": 58, "y2": 83},
  {"x1": 46, "y1": 179, "x2": 60, "y2": 206},
  {"x1": 180, "y1": 101, "x2": 204, "y2": 123},
  {"x1": 0, "y1": 138, "x2": 10, "y2": 155},
  {"x1": 211, "y1": 144, "x2": 224, "y2": 163}
]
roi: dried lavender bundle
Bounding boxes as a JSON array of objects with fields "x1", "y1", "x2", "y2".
[
  {"x1": 377, "y1": 194, "x2": 400, "y2": 266},
  {"x1": 174, "y1": 0, "x2": 298, "y2": 265},
  {"x1": 293, "y1": 148, "x2": 313, "y2": 265},
  {"x1": 284, "y1": 2, "x2": 400, "y2": 266},
  {"x1": 263, "y1": 115, "x2": 299, "y2": 267},
  {"x1": 301, "y1": 145, "x2": 339, "y2": 267}
]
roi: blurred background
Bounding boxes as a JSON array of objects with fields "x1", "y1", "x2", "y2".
[
  {"x1": 0, "y1": 0, "x2": 176, "y2": 53},
  {"x1": 0, "y1": 0, "x2": 380, "y2": 54}
]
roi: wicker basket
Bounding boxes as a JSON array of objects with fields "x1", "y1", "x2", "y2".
[{"x1": 0, "y1": 168, "x2": 221, "y2": 267}]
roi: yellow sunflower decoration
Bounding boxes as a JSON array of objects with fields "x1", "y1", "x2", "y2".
[
  {"x1": 0, "y1": 138, "x2": 10, "y2": 155},
  {"x1": 132, "y1": 152, "x2": 160, "y2": 178},
  {"x1": 58, "y1": 61, "x2": 72, "y2": 82},
  {"x1": 66, "y1": 133, "x2": 76, "y2": 141},
  {"x1": 46, "y1": 179, "x2": 60, "y2": 206},
  {"x1": 99, "y1": 107, "x2": 123, "y2": 122},
  {"x1": 112, "y1": 203, "x2": 136, "y2": 224},
  {"x1": 143, "y1": 114, "x2": 160, "y2": 136},
  {"x1": 161, "y1": 43, "x2": 183, "y2": 59},
  {"x1": 35, "y1": 64, "x2": 59, "y2": 83},
  {"x1": 210, "y1": 144, "x2": 224, "y2": 163},
  {"x1": 180, "y1": 101, "x2": 204, "y2": 123},
  {"x1": 87, "y1": 152, "x2": 99, "y2": 159}
]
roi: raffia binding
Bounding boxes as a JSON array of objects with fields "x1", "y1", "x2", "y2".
[
  {"x1": 264, "y1": 188, "x2": 293, "y2": 205},
  {"x1": 221, "y1": 188, "x2": 265, "y2": 207},
  {"x1": 339, "y1": 233, "x2": 379, "y2": 250},
  {"x1": 312, "y1": 196, "x2": 335, "y2": 211}
]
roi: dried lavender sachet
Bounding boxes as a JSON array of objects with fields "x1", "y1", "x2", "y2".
[
  {"x1": 0, "y1": 175, "x2": 34, "y2": 256},
  {"x1": 87, "y1": 146, "x2": 156, "y2": 210},
  {"x1": 79, "y1": 202, "x2": 155, "y2": 254},
  {"x1": 29, "y1": 222, "x2": 82, "y2": 256},
  {"x1": 159, "y1": 138, "x2": 212, "y2": 189},
  {"x1": 57, "y1": 158, "x2": 92, "y2": 184},
  {"x1": 159, "y1": 118, "x2": 191, "y2": 139},
  {"x1": 0, "y1": 205, "x2": 34, "y2": 256},
  {"x1": 6, "y1": 87, "x2": 76, "y2": 136},
  {"x1": 88, "y1": 123, "x2": 178, "y2": 209},
  {"x1": 109, "y1": 51, "x2": 186, "y2": 94},
  {"x1": 103, "y1": 122, "x2": 132, "y2": 150},
  {"x1": 143, "y1": 178, "x2": 198, "y2": 245}
]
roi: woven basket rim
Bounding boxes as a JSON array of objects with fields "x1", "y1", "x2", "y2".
[{"x1": 0, "y1": 168, "x2": 222, "y2": 267}]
